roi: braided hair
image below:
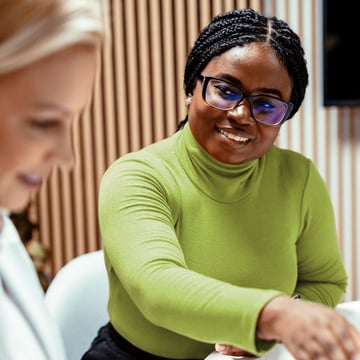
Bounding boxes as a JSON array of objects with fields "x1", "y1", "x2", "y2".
[{"x1": 179, "y1": 8, "x2": 308, "y2": 129}]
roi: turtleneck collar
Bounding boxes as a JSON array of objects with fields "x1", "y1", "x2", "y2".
[{"x1": 175, "y1": 123, "x2": 265, "y2": 203}]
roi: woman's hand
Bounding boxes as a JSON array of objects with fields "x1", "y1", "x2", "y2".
[
  {"x1": 257, "y1": 296, "x2": 360, "y2": 360},
  {"x1": 215, "y1": 343, "x2": 256, "y2": 357}
]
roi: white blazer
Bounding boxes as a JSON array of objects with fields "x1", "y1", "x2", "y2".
[{"x1": 0, "y1": 213, "x2": 66, "y2": 360}]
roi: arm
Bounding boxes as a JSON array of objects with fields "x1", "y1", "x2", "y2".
[
  {"x1": 294, "y1": 162, "x2": 347, "y2": 305},
  {"x1": 256, "y1": 296, "x2": 360, "y2": 359},
  {"x1": 216, "y1": 162, "x2": 354, "y2": 359},
  {"x1": 217, "y1": 295, "x2": 360, "y2": 359}
]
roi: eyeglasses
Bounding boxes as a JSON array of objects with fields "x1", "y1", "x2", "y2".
[{"x1": 198, "y1": 75, "x2": 294, "y2": 126}]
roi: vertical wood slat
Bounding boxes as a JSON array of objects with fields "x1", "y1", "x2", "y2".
[
  {"x1": 125, "y1": 1, "x2": 141, "y2": 150},
  {"x1": 112, "y1": 0, "x2": 130, "y2": 156},
  {"x1": 60, "y1": 167, "x2": 74, "y2": 262},
  {"x1": 174, "y1": 0, "x2": 188, "y2": 125},
  {"x1": 149, "y1": 0, "x2": 166, "y2": 142},
  {"x1": 35, "y1": 0, "x2": 360, "y2": 301},
  {"x1": 48, "y1": 171, "x2": 61, "y2": 272},
  {"x1": 162, "y1": 0, "x2": 178, "y2": 136},
  {"x1": 138, "y1": 0, "x2": 153, "y2": 145},
  {"x1": 100, "y1": 0, "x2": 117, "y2": 171}
]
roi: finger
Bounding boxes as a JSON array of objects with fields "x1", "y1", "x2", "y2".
[
  {"x1": 311, "y1": 323, "x2": 358, "y2": 360},
  {"x1": 282, "y1": 330, "x2": 336, "y2": 360},
  {"x1": 349, "y1": 325, "x2": 360, "y2": 353},
  {"x1": 285, "y1": 345, "x2": 311, "y2": 360},
  {"x1": 304, "y1": 324, "x2": 345, "y2": 360},
  {"x1": 334, "y1": 324, "x2": 360, "y2": 359},
  {"x1": 215, "y1": 344, "x2": 238, "y2": 354},
  {"x1": 305, "y1": 337, "x2": 330, "y2": 359},
  {"x1": 214, "y1": 344, "x2": 250, "y2": 356}
]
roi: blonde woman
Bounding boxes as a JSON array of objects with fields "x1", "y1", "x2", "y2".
[{"x1": 0, "y1": 1, "x2": 105, "y2": 359}]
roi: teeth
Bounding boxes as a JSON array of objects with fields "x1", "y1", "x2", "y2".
[{"x1": 219, "y1": 129, "x2": 250, "y2": 143}]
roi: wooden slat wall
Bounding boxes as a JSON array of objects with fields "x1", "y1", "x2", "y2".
[{"x1": 34, "y1": 0, "x2": 360, "y2": 301}]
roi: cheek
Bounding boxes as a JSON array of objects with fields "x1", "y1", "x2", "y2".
[
  {"x1": 188, "y1": 104, "x2": 217, "y2": 143},
  {"x1": 0, "y1": 132, "x2": 44, "y2": 173},
  {"x1": 0, "y1": 150, "x2": 21, "y2": 188},
  {"x1": 188, "y1": 95, "x2": 217, "y2": 128},
  {"x1": 255, "y1": 127, "x2": 281, "y2": 156},
  {"x1": 259, "y1": 126, "x2": 281, "y2": 143}
]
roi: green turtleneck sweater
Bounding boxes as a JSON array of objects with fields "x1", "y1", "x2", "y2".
[{"x1": 99, "y1": 123, "x2": 347, "y2": 359}]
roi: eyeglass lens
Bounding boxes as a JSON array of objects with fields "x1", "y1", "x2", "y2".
[{"x1": 205, "y1": 77, "x2": 291, "y2": 126}]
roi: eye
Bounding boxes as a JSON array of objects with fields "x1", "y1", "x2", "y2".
[
  {"x1": 252, "y1": 96, "x2": 278, "y2": 112},
  {"x1": 31, "y1": 119, "x2": 60, "y2": 130},
  {"x1": 214, "y1": 84, "x2": 240, "y2": 101}
]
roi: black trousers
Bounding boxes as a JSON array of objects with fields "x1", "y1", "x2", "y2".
[{"x1": 81, "y1": 322, "x2": 198, "y2": 360}]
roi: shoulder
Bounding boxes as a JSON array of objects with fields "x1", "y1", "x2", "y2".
[
  {"x1": 100, "y1": 132, "x2": 182, "y2": 200},
  {"x1": 106, "y1": 132, "x2": 179, "y2": 175},
  {"x1": 268, "y1": 146, "x2": 311, "y2": 163},
  {"x1": 267, "y1": 146, "x2": 315, "y2": 174},
  {"x1": 266, "y1": 147, "x2": 331, "y2": 205},
  {"x1": 265, "y1": 147, "x2": 326, "y2": 192}
]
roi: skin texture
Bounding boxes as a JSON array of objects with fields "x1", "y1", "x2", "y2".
[
  {"x1": 188, "y1": 43, "x2": 291, "y2": 165},
  {"x1": 0, "y1": 45, "x2": 98, "y2": 213},
  {"x1": 205, "y1": 43, "x2": 360, "y2": 360},
  {"x1": 256, "y1": 296, "x2": 360, "y2": 360},
  {"x1": 218, "y1": 298, "x2": 360, "y2": 359}
]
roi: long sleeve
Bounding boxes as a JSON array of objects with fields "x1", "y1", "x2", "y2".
[{"x1": 294, "y1": 162, "x2": 347, "y2": 305}]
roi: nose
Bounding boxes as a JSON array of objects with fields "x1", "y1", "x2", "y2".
[
  {"x1": 226, "y1": 100, "x2": 255, "y2": 124},
  {"x1": 59, "y1": 132, "x2": 75, "y2": 169},
  {"x1": 49, "y1": 129, "x2": 75, "y2": 170}
]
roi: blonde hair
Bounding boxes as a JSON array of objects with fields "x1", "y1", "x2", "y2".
[{"x1": 0, "y1": 0, "x2": 106, "y2": 74}]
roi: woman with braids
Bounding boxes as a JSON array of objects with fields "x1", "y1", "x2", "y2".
[
  {"x1": 0, "y1": 1, "x2": 105, "y2": 359},
  {"x1": 84, "y1": 8, "x2": 360, "y2": 360}
]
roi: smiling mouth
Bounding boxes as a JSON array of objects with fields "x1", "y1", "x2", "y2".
[
  {"x1": 19, "y1": 174, "x2": 43, "y2": 188},
  {"x1": 218, "y1": 128, "x2": 251, "y2": 143}
]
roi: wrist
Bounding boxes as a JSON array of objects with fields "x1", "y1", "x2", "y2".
[{"x1": 256, "y1": 296, "x2": 292, "y2": 341}]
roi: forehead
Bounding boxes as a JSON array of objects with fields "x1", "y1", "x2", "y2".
[{"x1": 0, "y1": 46, "x2": 98, "y2": 112}]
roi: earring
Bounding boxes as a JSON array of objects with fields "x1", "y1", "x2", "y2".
[{"x1": 185, "y1": 96, "x2": 192, "y2": 106}]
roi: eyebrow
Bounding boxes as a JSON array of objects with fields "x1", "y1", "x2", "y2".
[
  {"x1": 215, "y1": 73, "x2": 284, "y2": 98},
  {"x1": 32, "y1": 102, "x2": 72, "y2": 117}
]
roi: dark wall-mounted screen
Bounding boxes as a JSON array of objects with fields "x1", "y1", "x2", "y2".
[{"x1": 323, "y1": 0, "x2": 360, "y2": 106}]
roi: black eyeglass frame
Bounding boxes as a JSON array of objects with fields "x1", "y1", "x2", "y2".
[{"x1": 197, "y1": 74, "x2": 294, "y2": 126}]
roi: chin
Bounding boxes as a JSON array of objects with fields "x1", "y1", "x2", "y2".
[{"x1": 1, "y1": 196, "x2": 31, "y2": 213}]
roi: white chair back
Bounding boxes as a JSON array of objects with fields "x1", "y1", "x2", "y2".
[{"x1": 45, "y1": 250, "x2": 109, "y2": 360}]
